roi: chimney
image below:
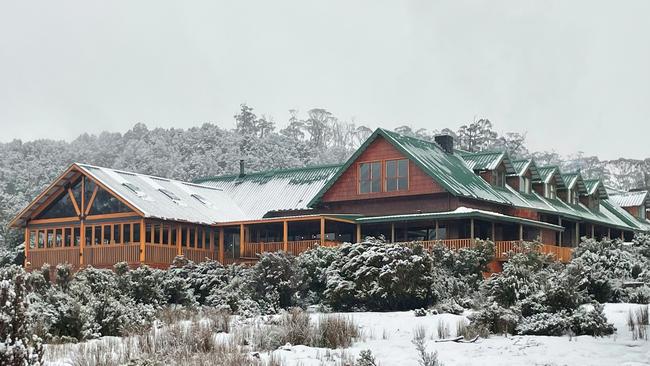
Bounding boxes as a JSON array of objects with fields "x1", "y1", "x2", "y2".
[
  {"x1": 435, "y1": 135, "x2": 454, "y2": 154},
  {"x1": 239, "y1": 159, "x2": 245, "y2": 177}
]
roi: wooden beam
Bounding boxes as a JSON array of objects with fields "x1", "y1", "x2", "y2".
[
  {"x1": 81, "y1": 177, "x2": 85, "y2": 215},
  {"x1": 283, "y1": 220, "x2": 288, "y2": 252},
  {"x1": 320, "y1": 217, "x2": 325, "y2": 246},
  {"x1": 68, "y1": 188, "x2": 81, "y2": 216},
  {"x1": 575, "y1": 222, "x2": 580, "y2": 245},
  {"x1": 84, "y1": 185, "x2": 99, "y2": 215},
  {"x1": 24, "y1": 228, "x2": 29, "y2": 268},
  {"x1": 176, "y1": 224, "x2": 182, "y2": 256},
  {"x1": 239, "y1": 224, "x2": 245, "y2": 258},
  {"x1": 219, "y1": 227, "x2": 225, "y2": 263},
  {"x1": 558, "y1": 217, "x2": 563, "y2": 246},
  {"x1": 356, "y1": 224, "x2": 362, "y2": 243},
  {"x1": 591, "y1": 224, "x2": 595, "y2": 239},
  {"x1": 79, "y1": 219, "x2": 85, "y2": 266},
  {"x1": 391, "y1": 223, "x2": 395, "y2": 243},
  {"x1": 209, "y1": 228, "x2": 214, "y2": 254},
  {"x1": 435, "y1": 220, "x2": 439, "y2": 240},
  {"x1": 470, "y1": 219, "x2": 475, "y2": 240},
  {"x1": 491, "y1": 221, "x2": 496, "y2": 241},
  {"x1": 519, "y1": 224, "x2": 523, "y2": 241},
  {"x1": 140, "y1": 219, "x2": 146, "y2": 262},
  {"x1": 607, "y1": 228, "x2": 611, "y2": 239}
]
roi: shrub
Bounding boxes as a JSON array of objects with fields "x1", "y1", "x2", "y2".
[
  {"x1": 570, "y1": 304, "x2": 615, "y2": 337},
  {"x1": 325, "y1": 239, "x2": 436, "y2": 311},
  {"x1": 0, "y1": 266, "x2": 44, "y2": 366},
  {"x1": 356, "y1": 350, "x2": 378, "y2": 366},
  {"x1": 315, "y1": 314, "x2": 360, "y2": 348},
  {"x1": 249, "y1": 251, "x2": 303, "y2": 312},
  {"x1": 295, "y1": 246, "x2": 338, "y2": 305},
  {"x1": 516, "y1": 312, "x2": 570, "y2": 336}
]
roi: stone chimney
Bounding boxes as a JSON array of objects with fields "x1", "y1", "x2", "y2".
[
  {"x1": 435, "y1": 135, "x2": 454, "y2": 154},
  {"x1": 239, "y1": 159, "x2": 245, "y2": 177}
]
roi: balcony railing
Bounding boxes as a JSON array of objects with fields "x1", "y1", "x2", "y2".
[{"x1": 414, "y1": 239, "x2": 572, "y2": 263}]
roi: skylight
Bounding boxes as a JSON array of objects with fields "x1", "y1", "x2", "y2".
[
  {"x1": 159, "y1": 188, "x2": 181, "y2": 202},
  {"x1": 191, "y1": 193, "x2": 209, "y2": 205},
  {"x1": 122, "y1": 182, "x2": 145, "y2": 197}
]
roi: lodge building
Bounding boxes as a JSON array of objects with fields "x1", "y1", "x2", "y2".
[{"x1": 10, "y1": 128, "x2": 650, "y2": 271}]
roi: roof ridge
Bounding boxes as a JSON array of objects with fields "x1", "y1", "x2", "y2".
[{"x1": 194, "y1": 163, "x2": 343, "y2": 183}]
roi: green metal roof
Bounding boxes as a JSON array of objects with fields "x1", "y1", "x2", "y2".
[
  {"x1": 510, "y1": 159, "x2": 542, "y2": 181},
  {"x1": 460, "y1": 151, "x2": 516, "y2": 174},
  {"x1": 600, "y1": 199, "x2": 644, "y2": 231},
  {"x1": 197, "y1": 164, "x2": 342, "y2": 219},
  {"x1": 537, "y1": 166, "x2": 567, "y2": 189},
  {"x1": 608, "y1": 190, "x2": 650, "y2": 208},
  {"x1": 583, "y1": 179, "x2": 608, "y2": 199},
  {"x1": 561, "y1": 172, "x2": 587, "y2": 194},
  {"x1": 355, "y1": 207, "x2": 564, "y2": 231},
  {"x1": 308, "y1": 128, "x2": 511, "y2": 207}
]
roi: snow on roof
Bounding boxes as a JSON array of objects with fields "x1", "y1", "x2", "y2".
[
  {"x1": 196, "y1": 164, "x2": 341, "y2": 219},
  {"x1": 460, "y1": 151, "x2": 515, "y2": 174},
  {"x1": 77, "y1": 164, "x2": 247, "y2": 225},
  {"x1": 608, "y1": 190, "x2": 650, "y2": 208}
]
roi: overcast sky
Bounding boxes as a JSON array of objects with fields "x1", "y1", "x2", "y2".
[{"x1": 0, "y1": 1, "x2": 648, "y2": 160}]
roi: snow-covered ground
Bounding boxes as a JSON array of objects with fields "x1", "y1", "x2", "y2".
[{"x1": 45, "y1": 303, "x2": 650, "y2": 366}]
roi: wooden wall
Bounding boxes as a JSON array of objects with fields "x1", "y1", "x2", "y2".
[{"x1": 321, "y1": 137, "x2": 445, "y2": 203}]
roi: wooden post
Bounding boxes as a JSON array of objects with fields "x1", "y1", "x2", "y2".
[
  {"x1": 391, "y1": 223, "x2": 395, "y2": 243},
  {"x1": 140, "y1": 219, "x2": 146, "y2": 263},
  {"x1": 491, "y1": 222, "x2": 495, "y2": 241},
  {"x1": 607, "y1": 228, "x2": 611, "y2": 239},
  {"x1": 591, "y1": 224, "x2": 595, "y2": 239},
  {"x1": 80, "y1": 220, "x2": 85, "y2": 266},
  {"x1": 558, "y1": 217, "x2": 563, "y2": 246},
  {"x1": 519, "y1": 224, "x2": 523, "y2": 241},
  {"x1": 320, "y1": 217, "x2": 326, "y2": 246},
  {"x1": 176, "y1": 224, "x2": 182, "y2": 256},
  {"x1": 435, "y1": 220, "x2": 439, "y2": 240},
  {"x1": 209, "y1": 229, "x2": 214, "y2": 255},
  {"x1": 470, "y1": 219, "x2": 475, "y2": 239},
  {"x1": 283, "y1": 220, "x2": 288, "y2": 252},
  {"x1": 239, "y1": 224, "x2": 245, "y2": 258},
  {"x1": 575, "y1": 222, "x2": 580, "y2": 245},
  {"x1": 621, "y1": 231, "x2": 624, "y2": 240},
  {"x1": 24, "y1": 228, "x2": 29, "y2": 269},
  {"x1": 218, "y1": 227, "x2": 225, "y2": 263},
  {"x1": 356, "y1": 224, "x2": 362, "y2": 243}
]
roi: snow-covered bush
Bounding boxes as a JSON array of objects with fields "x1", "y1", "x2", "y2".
[
  {"x1": 249, "y1": 251, "x2": 303, "y2": 312},
  {"x1": 324, "y1": 239, "x2": 436, "y2": 311},
  {"x1": 515, "y1": 312, "x2": 570, "y2": 336},
  {"x1": 570, "y1": 304, "x2": 616, "y2": 336},
  {"x1": 295, "y1": 245, "x2": 338, "y2": 306},
  {"x1": 162, "y1": 256, "x2": 198, "y2": 307},
  {"x1": 469, "y1": 301, "x2": 520, "y2": 334},
  {"x1": 0, "y1": 265, "x2": 44, "y2": 366}
]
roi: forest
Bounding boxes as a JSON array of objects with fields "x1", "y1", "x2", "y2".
[{"x1": 1, "y1": 104, "x2": 649, "y2": 252}]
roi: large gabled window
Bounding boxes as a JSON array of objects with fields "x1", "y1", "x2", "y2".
[
  {"x1": 385, "y1": 159, "x2": 408, "y2": 192},
  {"x1": 359, "y1": 161, "x2": 381, "y2": 194}
]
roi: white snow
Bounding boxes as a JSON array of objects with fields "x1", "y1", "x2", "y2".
[{"x1": 43, "y1": 304, "x2": 650, "y2": 366}]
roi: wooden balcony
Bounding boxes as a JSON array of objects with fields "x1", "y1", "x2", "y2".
[
  {"x1": 415, "y1": 239, "x2": 572, "y2": 263},
  {"x1": 240, "y1": 239, "x2": 339, "y2": 259}
]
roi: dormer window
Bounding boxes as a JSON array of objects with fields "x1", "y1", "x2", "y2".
[
  {"x1": 159, "y1": 188, "x2": 181, "y2": 203},
  {"x1": 567, "y1": 189, "x2": 579, "y2": 205},
  {"x1": 359, "y1": 161, "x2": 381, "y2": 194},
  {"x1": 546, "y1": 183, "x2": 556, "y2": 199},
  {"x1": 491, "y1": 167, "x2": 506, "y2": 187},
  {"x1": 640, "y1": 204, "x2": 646, "y2": 220},
  {"x1": 520, "y1": 176, "x2": 531, "y2": 194},
  {"x1": 386, "y1": 159, "x2": 408, "y2": 192}
]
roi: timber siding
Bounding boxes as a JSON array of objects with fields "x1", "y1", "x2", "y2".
[{"x1": 321, "y1": 137, "x2": 446, "y2": 202}]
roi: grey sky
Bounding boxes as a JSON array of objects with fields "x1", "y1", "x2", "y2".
[{"x1": 0, "y1": 1, "x2": 648, "y2": 160}]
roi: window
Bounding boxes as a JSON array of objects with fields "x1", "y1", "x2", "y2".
[
  {"x1": 159, "y1": 189, "x2": 181, "y2": 202},
  {"x1": 359, "y1": 162, "x2": 381, "y2": 193},
  {"x1": 122, "y1": 182, "x2": 145, "y2": 197},
  {"x1": 133, "y1": 223, "x2": 141, "y2": 242},
  {"x1": 571, "y1": 190, "x2": 579, "y2": 205},
  {"x1": 191, "y1": 193, "x2": 209, "y2": 205},
  {"x1": 89, "y1": 187, "x2": 132, "y2": 215},
  {"x1": 114, "y1": 225, "x2": 121, "y2": 244},
  {"x1": 123, "y1": 224, "x2": 131, "y2": 243},
  {"x1": 385, "y1": 159, "x2": 408, "y2": 192},
  {"x1": 546, "y1": 183, "x2": 556, "y2": 199},
  {"x1": 640, "y1": 204, "x2": 646, "y2": 220},
  {"x1": 494, "y1": 170, "x2": 506, "y2": 187},
  {"x1": 520, "y1": 177, "x2": 531, "y2": 194},
  {"x1": 94, "y1": 226, "x2": 101, "y2": 245}
]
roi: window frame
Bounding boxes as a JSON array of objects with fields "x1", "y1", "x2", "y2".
[
  {"x1": 357, "y1": 160, "x2": 382, "y2": 194},
  {"x1": 385, "y1": 159, "x2": 409, "y2": 192}
]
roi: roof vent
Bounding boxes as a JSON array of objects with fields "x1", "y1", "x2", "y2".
[{"x1": 435, "y1": 135, "x2": 454, "y2": 154}]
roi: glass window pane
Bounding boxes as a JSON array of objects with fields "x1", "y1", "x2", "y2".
[
  {"x1": 123, "y1": 224, "x2": 131, "y2": 244},
  {"x1": 89, "y1": 187, "x2": 132, "y2": 215},
  {"x1": 114, "y1": 225, "x2": 121, "y2": 244},
  {"x1": 133, "y1": 223, "x2": 140, "y2": 243},
  {"x1": 64, "y1": 228, "x2": 71, "y2": 247},
  {"x1": 386, "y1": 160, "x2": 396, "y2": 178},
  {"x1": 74, "y1": 228, "x2": 80, "y2": 246},
  {"x1": 103, "y1": 225, "x2": 111, "y2": 244},
  {"x1": 36, "y1": 192, "x2": 78, "y2": 219},
  {"x1": 94, "y1": 226, "x2": 101, "y2": 245},
  {"x1": 371, "y1": 179, "x2": 381, "y2": 193},
  {"x1": 398, "y1": 160, "x2": 408, "y2": 177},
  {"x1": 189, "y1": 227, "x2": 195, "y2": 248},
  {"x1": 171, "y1": 226, "x2": 177, "y2": 245},
  {"x1": 146, "y1": 223, "x2": 152, "y2": 243},
  {"x1": 85, "y1": 227, "x2": 92, "y2": 246},
  {"x1": 397, "y1": 177, "x2": 408, "y2": 190},
  {"x1": 181, "y1": 227, "x2": 188, "y2": 247},
  {"x1": 387, "y1": 178, "x2": 397, "y2": 191},
  {"x1": 153, "y1": 224, "x2": 161, "y2": 244},
  {"x1": 360, "y1": 180, "x2": 370, "y2": 193},
  {"x1": 161, "y1": 224, "x2": 169, "y2": 245},
  {"x1": 371, "y1": 162, "x2": 381, "y2": 178},
  {"x1": 55, "y1": 229, "x2": 63, "y2": 247},
  {"x1": 360, "y1": 163, "x2": 370, "y2": 180},
  {"x1": 197, "y1": 228, "x2": 204, "y2": 249}
]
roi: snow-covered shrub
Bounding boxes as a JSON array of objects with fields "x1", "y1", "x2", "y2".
[
  {"x1": 186, "y1": 260, "x2": 228, "y2": 305},
  {"x1": 0, "y1": 243, "x2": 24, "y2": 267},
  {"x1": 469, "y1": 301, "x2": 520, "y2": 335},
  {"x1": 356, "y1": 350, "x2": 378, "y2": 366},
  {"x1": 633, "y1": 233, "x2": 650, "y2": 260},
  {"x1": 570, "y1": 304, "x2": 615, "y2": 337},
  {"x1": 515, "y1": 312, "x2": 570, "y2": 336},
  {"x1": 249, "y1": 251, "x2": 303, "y2": 312},
  {"x1": 162, "y1": 257, "x2": 197, "y2": 307},
  {"x1": 482, "y1": 250, "x2": 546, "y2": 308},
  {"x1": 324, "y1": 239, "x2": 436, "y2": 311},
  {"x1": 117, "y1": 264, "x2": 166, "y2": 307},
  {"x1": 0, "y1": 266, "x2": 44, "y2": 366},
  {"x1": 295, "y1": 245, "x2": 338, "y2": 306},
  {"x1": 207, "y1": 264, "x2": 260, "y2": 316},
  {"x1": 625, "y1": 286, "x2": 650, "y2": 304},
  {"x1": 570, "y1": 238, "x2": 649, "y2": 303}
]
